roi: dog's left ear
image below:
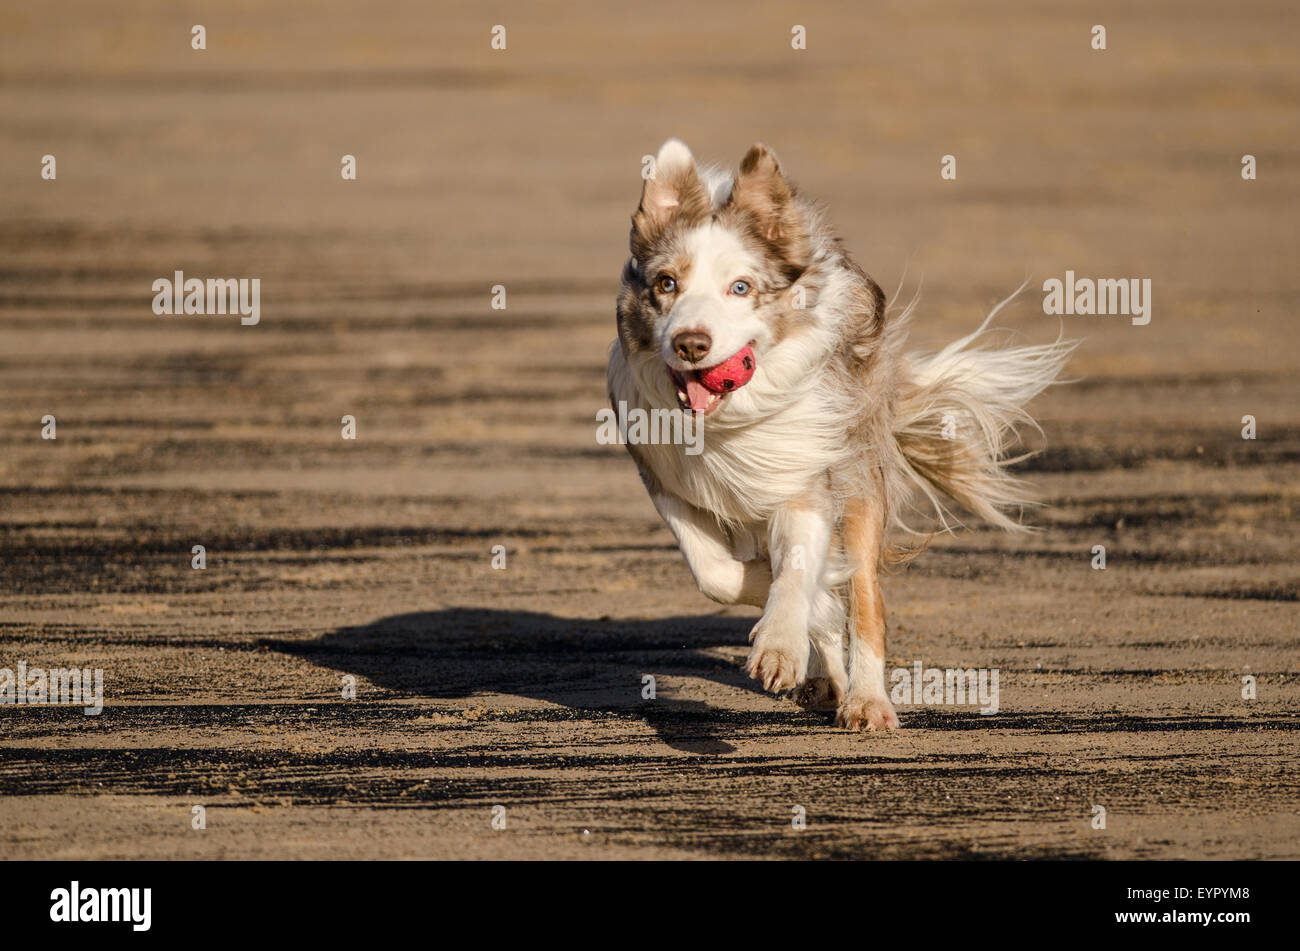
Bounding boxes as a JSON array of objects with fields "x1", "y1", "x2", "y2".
[{"x1": 729, "y1": 143, "x2": 808, "y2": 267}]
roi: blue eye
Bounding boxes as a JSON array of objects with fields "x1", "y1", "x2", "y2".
[{"x1": 730, "y1": 280, "x2": 751, "y2": 296}]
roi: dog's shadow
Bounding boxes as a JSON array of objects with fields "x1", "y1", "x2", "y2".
[{"x1": 266, "y1": 608, "x2": 792, "y2": 755}]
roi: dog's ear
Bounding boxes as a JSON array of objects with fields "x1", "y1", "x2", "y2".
[
  {"x1": 631, "y1": 139, "x2": 709, "y2": 257},
  {"x1": 729, "y1": 144, "x2": 807, "y2": 265}
]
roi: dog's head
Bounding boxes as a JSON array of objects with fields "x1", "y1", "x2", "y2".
[{"x1": 616, "y1": 139, "x2": 827, "y2": 419}]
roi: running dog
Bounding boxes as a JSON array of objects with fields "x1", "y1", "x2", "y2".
[{"x1": 607, "y1": 139, "x2": 1072, "y2": 729}]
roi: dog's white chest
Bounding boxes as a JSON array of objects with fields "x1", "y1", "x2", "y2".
[{"x1": 648, "y1": 407, "x2": 838, "y2": 522}]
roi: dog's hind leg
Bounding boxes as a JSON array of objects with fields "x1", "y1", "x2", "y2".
[
  {"x1": 837, "y1": 486, "x2": 900, "y2": 730},
  {"x1": 794, "y1": 587, "x2": 847, "y2": 711}
]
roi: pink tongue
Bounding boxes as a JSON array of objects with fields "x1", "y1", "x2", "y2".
[{"x1": 684, "y1": 376, "x2": 714, "y2": 412}]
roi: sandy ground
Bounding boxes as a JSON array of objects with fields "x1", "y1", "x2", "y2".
[{"x1": 1, "y1": 0, "x2": 1298, "y2": 859}]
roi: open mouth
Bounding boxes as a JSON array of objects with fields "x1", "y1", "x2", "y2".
[{"x1": 668, "y1": 344, "x2": 756, "y2": 415}]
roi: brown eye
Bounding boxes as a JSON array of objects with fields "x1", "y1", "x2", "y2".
[{"x1": 656, "y1": 275, "x2": 677, "y2": 294}]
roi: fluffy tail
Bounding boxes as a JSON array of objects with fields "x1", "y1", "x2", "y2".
[{"x1": 892, "y1": 284, "x2": 1075, "y2": 535}]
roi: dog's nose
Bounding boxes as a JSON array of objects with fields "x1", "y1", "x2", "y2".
[{"x1": 673, "y1": 331, "x2": 712, "y2": 364}]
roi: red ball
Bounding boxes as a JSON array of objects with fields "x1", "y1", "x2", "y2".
[{"x1": 699, "y1": 345, "x2": 756, "y2": 393}]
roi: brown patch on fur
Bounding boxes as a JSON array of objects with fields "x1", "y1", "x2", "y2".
[
  {"x1": 630, "y1": 158, "x2": 711, "y2": 263},
  {"x1": 781, "y1": 478, "x2": 833, "y2": 514},
  {"x1": 768, "y1": 277, "x2": 821, "y2": 343},
  {"x1": 769, "y1": 308, "x2": 816, "y2": 345},
  {"x1": 843, "y1": 486, "x2": 887, "y2": 666},
  {"x1": 828, "y1": 262, "x2": 915, "y2": 560},
  {"x1": 722, "y1": 143, "x2": 811, "y2": 280},
  {"x1": 617, "y1": 232, "x2": 705, "y2": 354},
  {"x1": 662, "y1": 251, "x2": 694, "y2": 289},
  {"x1": 841, "y1": 262, "x2": 888, "y2": 369},
  {"x1": 616, "y1": 259, "x2": 655, "y2": 353},
  {"x1": 616, "y1": 292, "x2": 653, "y2": 353}
]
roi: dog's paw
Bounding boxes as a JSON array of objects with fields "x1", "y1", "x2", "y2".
[
  {"x1": 793, "y1": 676, "x2": 844, "y2": 712},
  {"x1": 746, "y1": 643, "x2": 807, "y2": 694},
  {"x1": 835, "y1": 695, "x2": 900, "y2": 731}
]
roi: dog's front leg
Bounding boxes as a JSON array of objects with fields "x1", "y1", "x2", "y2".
[
  {"x1": 746, "y1": 488, "x2": 833, "y2": 693},
  {"x1": 652, "y1": 493, "x2": 771, "y2": 607}
]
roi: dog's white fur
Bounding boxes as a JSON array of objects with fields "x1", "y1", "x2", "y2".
[{"x1": 608, "y1": 140, "x2": 1073, "y2": 729}]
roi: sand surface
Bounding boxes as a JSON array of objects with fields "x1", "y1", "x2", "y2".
[{"x1": 1, "y1": 0, "x2": 1297, "y2": 859}]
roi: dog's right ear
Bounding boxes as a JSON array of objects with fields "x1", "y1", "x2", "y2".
[{"x1": 631, "y1": 139, "x2": 709, "y2": 257}]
